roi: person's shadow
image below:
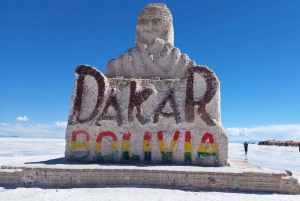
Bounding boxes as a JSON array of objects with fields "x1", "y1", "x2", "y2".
[{"x1": 244, "y1": 154, "x2": 248, "y2": 163}]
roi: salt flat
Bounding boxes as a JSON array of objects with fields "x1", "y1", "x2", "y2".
[{"x1": 0, "y1": 138, "x2": 299, "y2": 200}]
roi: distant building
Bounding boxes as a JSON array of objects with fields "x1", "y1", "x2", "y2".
[{"x1": 258, "y1": 140, "x2": 300, "y2": 146}]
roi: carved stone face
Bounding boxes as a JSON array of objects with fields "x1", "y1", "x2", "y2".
[
  {"x1": 135, "y1": 4, "x2": 174, "y2": 45},
  {"x1": 106, "y1": 3, "x2": 197, "y2": 79}
]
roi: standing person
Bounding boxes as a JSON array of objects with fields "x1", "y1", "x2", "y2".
[
  {"x1": 298, "y1": 143, "x2": 300, "y2": 152},
  {"x1": 244, "y1": 142, "x2": 248, "y2": 154}
]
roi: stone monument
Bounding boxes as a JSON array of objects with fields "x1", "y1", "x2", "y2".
[
  {"x1": 106, "y1": 3, "x2": 196, "y2": 79},
  {"x1": 65, "y1": 3, "x2": 228, "y2": 166},
  {"x1": 0, "y1": 4, "x2": 299, "y2": 195}
]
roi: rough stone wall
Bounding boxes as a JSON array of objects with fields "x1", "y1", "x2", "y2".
[
  {"x1": 1, "y1": 166, "x2": 299, "y2": 194},
  {"x1": 0, "y1": 169, "x2": 21, "y2": 186}
]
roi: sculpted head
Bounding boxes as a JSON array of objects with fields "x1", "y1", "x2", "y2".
[
  {"x1": 135, "y1": 4, "x2": 174, "y2": 46},
  {"x1": 106, "y1": 3, "x2": 196, "y2": 79}
]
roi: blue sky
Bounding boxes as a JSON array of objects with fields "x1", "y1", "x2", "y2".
[{"x1": 1, "y1": 0, "x2": 300, "y2": 140}]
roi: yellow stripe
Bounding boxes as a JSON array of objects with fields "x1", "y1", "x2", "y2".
[
  {"x1": 158, "y1": 140, "x2": 165, "y2": 152},
  {"x1": 198, "y1": 143, "x2": 218, "y2": 153},
  {"x1": 71, "y1": 141, "x2": 89, "y2": 151},
  {"x1": 158, "y1": 140, "x2": 178, "y2": 153},
  {"x1": 168, "y1": 140, "x2": 177, "y2": 152},
  {"x1": 112, "y1": 141, "x2": 119, "y2": 151},
  {"x1": 143, "y1": 140, "x2": 152, "y2": 152},
  {"x1": 210, "y1": 144, "x2": 218, "y2": 153},
  {"x1": 122, "y1": 140, "x2": 130, "y2": 152},
  {"x1": 95, "y1": 142, "x2": 118, "y2": 153},
  {"x1": 184, "y1": 142, "x2": 192, "y2": 153},
  {"x1": 95, "y1": 142, "x2": 102, "y2": 152}
]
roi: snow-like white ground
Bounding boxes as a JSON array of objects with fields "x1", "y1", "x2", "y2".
[
  {"x1": 0, "y1": 138, "x2": 299, "y2": 200},
  {"x1": 229, "y1": 143, "x2": 300, "y2": 180}
]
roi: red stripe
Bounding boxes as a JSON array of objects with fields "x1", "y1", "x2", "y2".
[
  {"x1": 173, "y1": 131, "x2": 180, "y2": 141},
  {"x1": 123, "y1": 132, "x2": 131, "y2": 140},
  {"x1": 157, "y1": 131, "x2": 164, "y2": 141},
  {"x1": 96, "y1": 131, "x2": 118, "y2": 142},
  {"x1": 143, "y1": 132, "x2": 152, "y2": 141},
  {"x1": 201, "y1": 133, "x2": 215, "y2": 143},
  {"x1": 185, "y1": 131, "x2": 191, "y2": 142},
  {"x1": 157, "y1": 131, "x2": 180, "y2": 141},
  {"x1": 71, "y1": 130, "x2": 90, "y2": 141}
]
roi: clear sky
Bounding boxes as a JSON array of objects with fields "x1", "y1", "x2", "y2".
[{"x1": 1, "y1": 0, "x2": 300, "y2": 141}]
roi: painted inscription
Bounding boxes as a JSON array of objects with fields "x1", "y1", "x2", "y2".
[
  {"x1": 69, "y1": 130, "x2": 219, "y2": 165},
  {"x1": 66, "y1": 65, "x2": 228, "y2": 166},
  {"x1": 184, "y1": 131, "x2": 192, "y2": 163},
  {"x1": 157, "y1": 130, "x2": 180, "y2": 162},
  {"x1": 143, "y1": 132, "x2": 152, "y2": 161},
  {"x1": 197, "y1": 133, "x2": 218, "y2": 165},
  {"x1": 70, "y1": 130, "x2": 90, "y2": 162},
  {"x1": 122, "y1": 133, "x2": 140, "y2": 161},
  {"x1": 68, "y1": 65, "x2": 218, "y2": 127},
  {"x1": 95, "y1": 131, "x2": 119, "y2": 162},
  {"x1": 185, "y1": 68, "x2": 218, "y2": 126}
]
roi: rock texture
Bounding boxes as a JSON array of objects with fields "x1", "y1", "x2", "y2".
[
  {"x1": 106, "y1": 4, "x2": 196, "y2": 79},
  {"x1": 65, "y1": 64, "x2": 228, "y2": 166},
  {"x1": 1, "y1": 163, "x2": 299, "y2": 194}
]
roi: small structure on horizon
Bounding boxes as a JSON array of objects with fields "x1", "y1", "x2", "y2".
[
  {"x1": 258, "y1": 140, "x2": 300, "y2": 146},
  {"x1": 65, "y1": 3, "x2": 228, "y2": 166}
]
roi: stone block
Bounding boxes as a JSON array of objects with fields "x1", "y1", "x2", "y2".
[{"x1": 65, "y1": 3, "x2": 228, "y2": 167}]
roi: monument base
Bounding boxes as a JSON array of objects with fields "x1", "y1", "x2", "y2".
[{"x1": 0, "y1": 159, "x2": 299, "y2": 194}]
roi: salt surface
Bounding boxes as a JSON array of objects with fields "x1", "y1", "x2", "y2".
[
  {"x1": 229, "y1": 143, "x2": 300, "y2": 180},
  {"x1": 1, "y1": 187, "x2": 299, "y2": 201},
  {"x1": 0, "y1": 138, "x2": 299, "y2": 200}
]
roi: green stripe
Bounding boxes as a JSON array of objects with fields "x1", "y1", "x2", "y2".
[
  {"x1": 95, "y1": 151, "x2": 119, "y2": 162},
  {"x1": 69, "y1": 150, "x2": 90, "y2": 162},
  {"x1": 122, "y1": 151, "x2": 130, "y2": 160},
  {"x1": 184, "y1": 152, "x2": 192, "y2": 163},
  {"x1": 122, "y1": 151, "x2": 140, "y2": 161},
  {"x1": 144, "y1": 152, "x2": 151, "y2": 161},
  {"x1": 197, "y1": 152, "x2": 218, "y2": 156},
  {"x1": 196, "y1": 152, "x2": 218, "y2": 165},
  {"x1": 161, "y1": 152, "x2": 173, "y2": 163}
]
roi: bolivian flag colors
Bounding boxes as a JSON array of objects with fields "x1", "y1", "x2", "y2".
[
  {"x1": 122, "y1": 132, "x2": 140, "y2": 161},
  {"x1": 70, "y1": 130, "x2": 90, "y2": 161},
  {"x1": 157, "y1": 130, "x2": 180, "y2": 162},
  {"x1": 184, "y1": 131, "x2": 192, "y2": 163},
  {"x1": 95, "y1": 131, "x2": 119, "y2": 161},
  {"x1": 143, "y1": 132, "x2": 152, "y2": 161},
  {"x1": 71, "y1": 130, "x2": 90, "y2": 151},
  {"x1": 197, "y1": 132, "x2": 218, "y2": 164}
]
